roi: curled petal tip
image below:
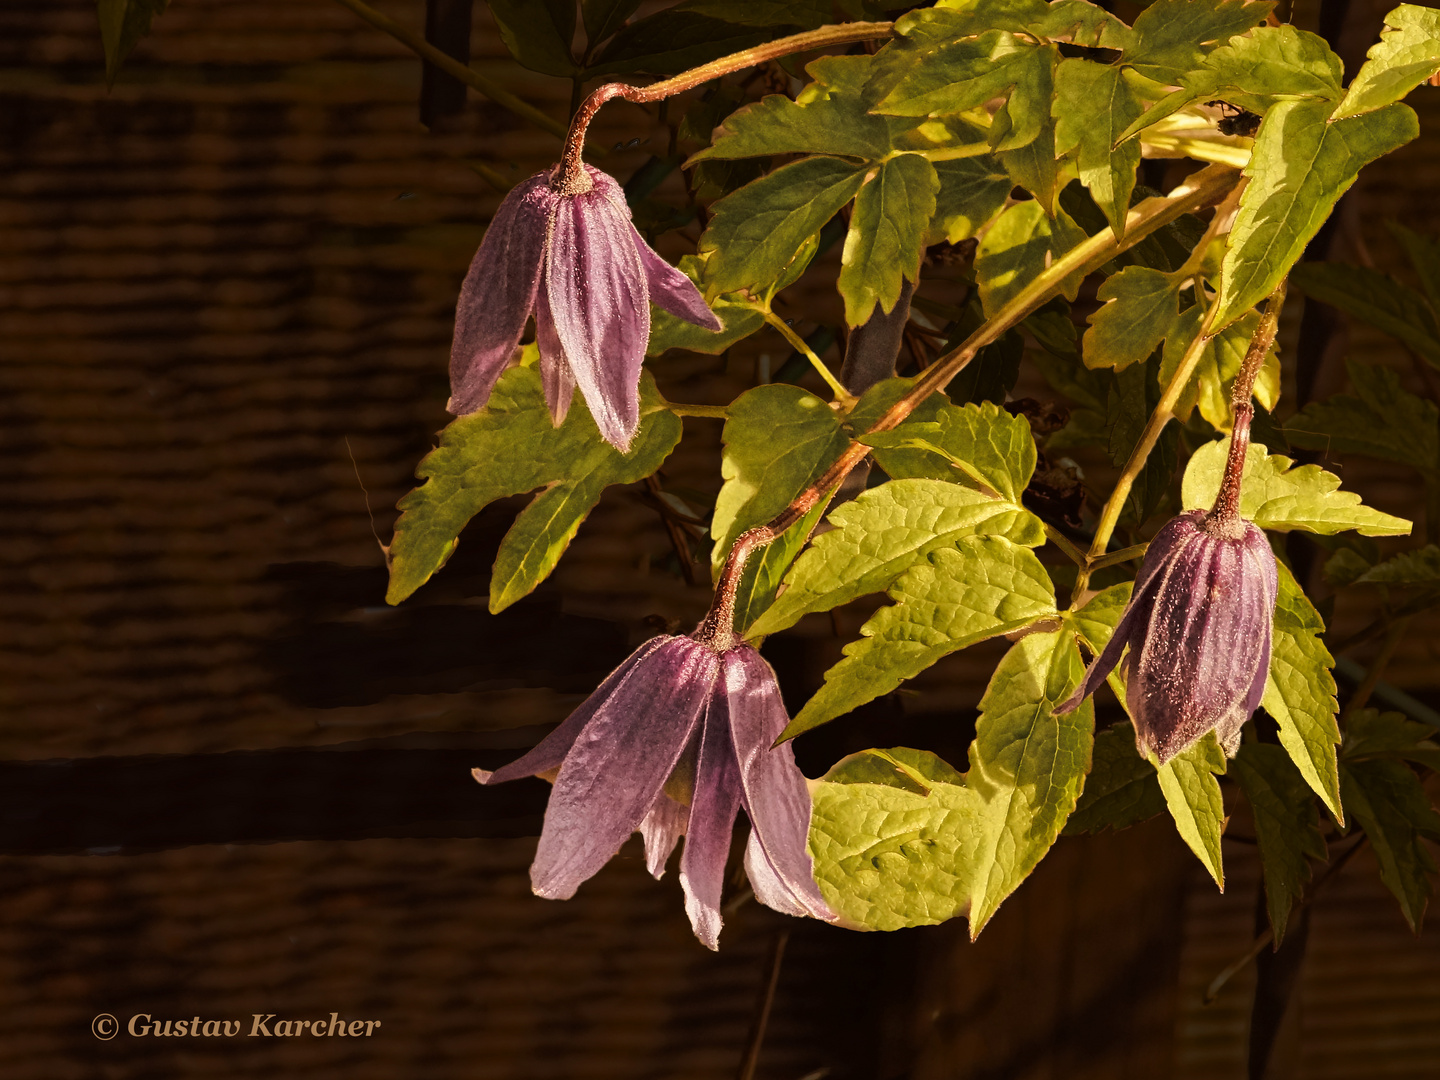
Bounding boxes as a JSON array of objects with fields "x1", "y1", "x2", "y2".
[{"x1": 471, "y1": 767, "x2": 493, "y2": 785}]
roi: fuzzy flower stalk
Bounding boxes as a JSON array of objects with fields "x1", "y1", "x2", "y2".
[
  {"x1": 448, "y1": 163, "x2": 720, "y2": 451},
  {"x1": 474, "y1": 533, "x2": 835, "y2": 950},
  {"x1": 1059, "y1": 294, "x2": 1284, "y2": 763}
]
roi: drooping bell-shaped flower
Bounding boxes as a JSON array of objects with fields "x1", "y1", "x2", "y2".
[
  {"x1": 1058, "y1": 508, "x2": 1279, "y2": 763},
  {"x1": 448, "y1": 164, "x2": 721, "y2": 452},
  {"x1": 474, "y1": 632, "x2": 836, "y2": 950}
]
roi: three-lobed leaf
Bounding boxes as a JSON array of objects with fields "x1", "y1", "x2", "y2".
[
  {"x1": 1334, "y1": 4, "x2": 1440, "y2": 120},
  {"x1": 386, "y1": 367, "x2": 681, "y2": 611},
  {"x1": 1053, "y1": 58, "x2": 1144, "y2": 236},
  {"x1": 1083, "y1": 266, "x2": 1182, "y2": 372},
  {"x1": 975, "y1": 201, "x2": 1088, "y2": 318},
  {"x1": 1182, "y1": 440, "x2": 1413, "y2": 536},
  {"x1": 862, "y1": 400, "x2": 1038, "y2": 503},
  {"x1": 839, "y1": 155, "x2": 940, "y2": 326}
]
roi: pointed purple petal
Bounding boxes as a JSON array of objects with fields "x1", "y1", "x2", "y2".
[
  {"x1": 679, "y1": 693, "x2": 743, "y2": 950},
  {"x1": 743, "y1": 830, "x2": 810, "y2": 918},
  {"x1": 535, "y1": 287, "x2": 576, "y2": 424},
  {"x1": 478, "y1": 636, "x2": 671, "y2": 786},
  {"x1": 631, "y1": 225, "x2": 722, "y2": 330},
  {"x1": 530, "y1": 638, "x2": 718, "y2": 900},
  {"x1": 1055, "y1": 511, "x2": 1207, "y2": 717},
  {"x1": 640, "y1": 794, "x2": 689, "y2": 880},
  {"x1": 544, "y1": 182, "x2": 649, "y2": 453},
  {"x1": 448, "y1": 171, "x2": 554, "y2": 415},
  {"x1": 722, "y1": 646, "x2": 836, "y2": 922}
]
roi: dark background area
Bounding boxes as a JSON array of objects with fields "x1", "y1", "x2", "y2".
[{"x1": 1, "y1": 1, "x2": 1439, "y2": 1077}]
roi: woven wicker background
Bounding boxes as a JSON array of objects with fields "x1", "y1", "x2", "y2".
[{"x1": 1, "y1": 1, "x2": 1439, "y2": 1077}]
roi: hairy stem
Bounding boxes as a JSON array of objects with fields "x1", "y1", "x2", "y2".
[
  {"x1": 1205, "y1": 283, "x2": 1285, "y2": 534},
  {"x1": 1071, "y1": 178, "x2": 1250, "y2": 601},
  {"x1": 554, "y1": 22, "x2": 895, "y2": 192},
  {"x1": 665, "y1": 402, "x2": 730, "y2": 419},
  {"x1": 331, "y1": 0, "x2": 592, "y2": 151},
  {"x1": 762, "y1": 311, "x2": 855, "y2": 405},
  {"x1": 701, "y1": 163, "x2": 1242, "y2": 638}
]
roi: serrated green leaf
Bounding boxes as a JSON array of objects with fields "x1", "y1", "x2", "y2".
[
  {"x1": 1066, "y1": 581, "x2": 1134, "y2": 655},
  {"x1": 1215, "y1": 99, "x2": 1419, "y2": 329},
  {"x1": 1334, "y1": 4, "x2": 1440, "y2": 120},
  {"x1": 745, "y1": 479, "x2": 1045, "y2": 637},
  {"x1": 1181, "y1": 440, "x2": 1413, "y2": 536},
  {"x1": 1053, "y1": 59, "x2": 1145, "y2": 236},
  {"x1": 647, "y1": 255, "x2": 765, "y2": 356},
  {"x1": 96, "y1": 0, "x2": 170, "y2": 85},
  {"x1": 1183, "y1": 25, "x2": 1343, "y2": 114},
  {"x1": 387, "y1": 368, "x2": 680, "y2": 610},
  {"x1": 1289, "y1": 262, "x2": 1440, "y2": 369},
  {"x1": 1233, "y1": 743, "x2": 1326, "y2": 942},
  {"x1": 1344, "y1": 708, "x2": 1440, "y2": 773},
  {"x1": 1286, "y1": 359, "x2": 1440, "y2": 472},
  {"x1": 710, "y1": 383, "x2": 844, "y2": 564},
  {"x1": 487, "y1": 0, "x2": 578, "y2": 76},
  {"x1": 1064, "y1": 721, "x2": 1165, "y2": 835},
  {"x1": 871, "y1": 24, "x2": 1058, "y2": 153},
  {"x1": 928, "y1": 156, "x2": 1013, "y2": 245},
  {"x1": 976, "y1": 201, "x2": 1089, "y2": 318},
  {"x1": 699, "y1": 156, "x2": 868, "y2": 298},
  {"x1": 861, "y1": 400, "x2": 1037, "y2": 503},
  {"x1": 840, "y1": 155, "x2": 939, "y2": 326},
  {"x1": 787, "y1": 537, "x2": 1057, "y2": 737},
  {"x1": 1158, "y1": 305, "x2": 1278, "y2": 426},
  {"x1": 1156, "y1": 732, "x2": 1229, "y2": 887},
  {"x1": 582, "y1": 0, "x2": 645, "y2": 48},
  {"x1": 1356, "y1": 545, "x2": 1440, "y2": 588},
  {"x1": 690, "y1": 58, "x2": 892, "y2": 163},
  {"x1": 999, "y1": 123, "x2": 1075, "y2": 216},
  {"x1": 1262, "y1": 560, "x2": 1343, "y2": 820},
  {"x1": 1083, "y1": 267, "x2": 1182, "y2": 371},
  {"x1": 1342, "y1": 757, "x2": 1440, "y2": 931},
  {"x1": 808, "y1": 627, "x2": 1093, "y2": 934},
  {"x1": 1122, "y1": 0, "x2": 1273, "y2": 84},
  {"x1": 1387, "y1": 220, "x2": 1440, "y2": 313}
]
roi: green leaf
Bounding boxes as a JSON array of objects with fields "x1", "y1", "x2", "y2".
[
  {"x1": 96, "y1": 0, "x2": 170, "y2": 85},
  {"x1": 386, "y1": 367, "x2": 681, "y2": 610},
  {"x1": 839, "y1": 155, "x2": 940, "y2": 326},
  {"x1": 1288, "y1": 262, "x2": 1440, "y2": 369},
  {"x1": 699, "y1": 156, "x2": 868, "y2": 298},
  {"x1": 786, "y1": 537, "x2": 1057, "y2": 737},
  {"x1": 999, "y1": 123, "x2": 1076, "y2": 216},
  {"x1": 1122, "y1": 0, "x2": 1274, "y2": 84},
  {"x1": 1232, "y1": 744, "x2": 1326, "y2": 942},
  {"x1": 1053, "y1": 59, "x2": 1145, "y2": 236},
  {"x1": 808, "y1": 627, "x2": 1093, "y2": 934},
  {"x1": 1066, "y1": 581, "x2": 1133, "y2": 657},
  {"x1": 1184, "y1": 25, "x2": 1343, "y2": 114},
  {"x1": 928, "y1": 157, "x2": 1013, "y2": 244},
  {"x1": 710, "y1": 386, "x2": 843, "y2": 559},
  {"x1": 1262, "y1": 560, "x2": 1343, "y2": 821},
  {"x1": 1156, "y1": 732, "x2": 1229, "y2": 888},
  {"x1": 689, "y1": 55, "x2": 900, "y2": 163},
  {"x1": 975, "y1": 201, "x2": 1089, "y2": 318},
  {"x1": 1215, "y1": 99, "x2": 1420, "y2": 329},
  {"x1": 1181, "y1": 440, "x2": 1414, "y2": 536},
  {"x1": 1286, "y1": 359, "x2": 1440, "y2": 472},
  {"x1": 871, "y1": 26, "x2": 1058, "y2": 153},
  {"x1": 582, "y1": 0, "x2": 645, "y2": 48},
  {"x1": 1342, "y1": 758, "x2": 1440, "y2": 931},
  {"x1": 1064, "y1": 721, "x2": 1165, "y2": 835},
  {"x1": 646, "y1": 255, "x2": 765, "y2": 356},
  {"x1": 1082, "y1": 267, "x2": 1182, "y2": 371},
  {"x1": 1158, "y1": 306, "x2": 1279, "y2": 426},
  {"x1": 1334, "y1": 4, "x2": 1440, "y2": 120},
  {"x1": 1387, "y1": 220, "x2": 1440, "y2": 313},
  {"x1": 1343, "y1": 708, "x2": 1440, "y2": 774},
  {"x1": 745, "y1": 479, "x2": 1045, "y2": 637},
  {"x1": 861, "y1": 400, "x2": 1038, "y2": 503},
  {"x1": 1356, "y1": 544, "x2": 1440, "y2": 588},
  {"x1": 487, "y1": 0, "x2": 578, "y2": 76}
]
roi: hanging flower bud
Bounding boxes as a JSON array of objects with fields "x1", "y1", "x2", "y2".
[
  {"x1": 1057, "y1": 508, "x2": 1278, "y2": 763},
  {"x1": 474, "y1": 632, "x2": 835, "y2": 950},
  {"x1": 448, "y1": 164, "x2": 721, "y2": 452}
]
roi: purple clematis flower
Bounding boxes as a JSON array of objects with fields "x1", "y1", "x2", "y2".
[
  {"x1": 1058, "y1": 508, "x2": 1279, "y2": 764},
  {"x1": 474, "y1": 633, "x2": 836, "y2": 950},
  {"x1": 448, "y1": 164, "x2": 721, "y2": 452}
]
